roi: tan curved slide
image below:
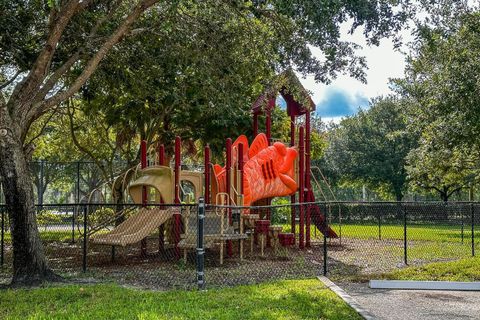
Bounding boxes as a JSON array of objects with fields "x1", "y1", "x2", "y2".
[
  {"x1": 90, "y1": 208, "x2": 173, "y2": 247},
  {"x1": 128, "y1": 166, "x2": 174, "y2": 204}
]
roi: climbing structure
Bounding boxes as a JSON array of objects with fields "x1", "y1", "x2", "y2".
[
  {"x1": 89, "y1": 71, "x2": 337, "y2": 264},
  {"x1": 249, "y1": 72, "x2": 338, "y2": 247}
]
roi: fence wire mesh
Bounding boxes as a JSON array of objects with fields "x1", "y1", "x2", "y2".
[{"x1": 0, "y1": 202, "x2": 478, "y2": 289}]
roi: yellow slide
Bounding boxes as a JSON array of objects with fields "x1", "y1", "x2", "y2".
[{"x1": 90, "y1": 208, "x2": 173, "y2": 247}]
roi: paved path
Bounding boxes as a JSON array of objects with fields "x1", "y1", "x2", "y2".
[{"x1": 339, "y1": 282, "x2": 480, "y2": 320}]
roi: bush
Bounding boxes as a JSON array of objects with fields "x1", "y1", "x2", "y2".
[
  {"x1": 36, "y1": 210, "x2": 63, "y2": 231},
  {"x1": 271, "y1": 198, "x2": 291, "y2": 225},
  {"x1": 88, "y1": 207, "x2": 115, "y2": 229}
]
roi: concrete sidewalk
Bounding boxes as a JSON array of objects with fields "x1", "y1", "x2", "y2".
[{"x1": 339, "y1": 282, "x2": 480, "y2": 320}]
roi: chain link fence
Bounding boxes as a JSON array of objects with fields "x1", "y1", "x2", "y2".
[
  {"x1": 0, "y1": 202, "x2": 478, "y2": 289},
  {"x1": 25, "y1": 161, "x2": 129, "y2": 205}
]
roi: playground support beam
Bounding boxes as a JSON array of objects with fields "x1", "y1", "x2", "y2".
[
  {"x1": 226, "y1": 138, "x2": 233, "y2": 257},
  {"x1": 174, "y1": 136, "x2": 181, "y2": 259},
  {"x1": 253, "y1": 113, "x2": 259, "y2": 137},
  {"x1": 265, "y1": 111, "x2": 272, "y2": 145},
  {"x1": 290, "y1": 114, "x2": 296, "y2": 243},
  {"x1": 299, "y1": 127, "x2": 305, "y2": 249},
  {"x1": 158, "y1": 144, "x2": 165, "y2": 166},
  {"x1": 141, "y1": 140, "x2": 148, "y2": 205},
  {"x1": 140, "y1": 140, "x2": 148, "y2": 256},
  {"x1": 305, "y1": 112, "x2": 311, "y2": 247},
  {"x1": 238, "y1": 143, "x2": 244, "y2": 259},
  {"x1": 238, "y1": 143, "x2": 244, "y2": 194},
  {"x1": 204, "y1": 145, "x2": 211, "y2": 204},
  {"x1": 265, "y1": 98, "x2": 275, "y2": 222},
  {"x1": 266, "y1": 97, "x2": 274, "y2": 144},
  {"x1": 158, "y1": 144, "x2": 165, "y2": 252}
]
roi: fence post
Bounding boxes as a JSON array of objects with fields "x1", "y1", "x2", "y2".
[
  {"x1": 1, "y1": 206, "x2": 4, "y2": 267},
  {"x1": 323, "y1": 204, "x2": 328, "y2": 276},
  {"x1": 378, "y1": 209, "x2": 382, "y2": 240},
  {"x1": 461, "y1": 205, "x2": 464, "y2": 244},
  {"x1": 472, "y1": 203, "x2": 475, "y2": 257},
  {"x1": 197, "y1": 198, "x2": 206, "y2": 290},
  {"x1": 403, "y1": 203, "x2": 408, "y2": 265},
  {"x1": 71, "y1": 207, "x2": 75, "y2": 244},
  {"x1": 74, "y1": 161, "x2": 81, "y2": 244},
  {"x1": 82, "y1": 205, "x2": 88, "y2": 273}
]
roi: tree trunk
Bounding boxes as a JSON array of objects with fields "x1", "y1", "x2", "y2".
[
  {"x1": 394, "y1": 187, "x2": 403, "y2": 202},
  {"x1": 440, "y1": 192, "x2": 449, "y2": 202},
  {"x1": 0, "y1": 104, "x2": 59, "y2": 286},
  {"x1": 395, "y1": 193, "x2": 403, "y2": 202},
  {"x1": 113, "y1": 179, "x2": 126, "y2": 226}
]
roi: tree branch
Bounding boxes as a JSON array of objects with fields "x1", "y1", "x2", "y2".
[
  {"x1": 24, "y1": 105, "x2": 60, "y2": 148},
  {"x1": 0, "y1": 70, "x2": 22, "y2": 90},
  {"x1": 36, "y1": 0, "x2": 160, "y2": 121},
  {"x1": 10, "y1": 0, "x2": 92, "y2": 107},
  {"x1": 66, "y1": 101, "x2": 109, "y2": 180},
  {"x1": 32, "y1": 51, "x2": 82, "y2": 104}
]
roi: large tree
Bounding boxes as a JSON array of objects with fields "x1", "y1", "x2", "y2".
[
  {"x1": 324, "y1": 97, "x2": 417, "y2": 200},
  {"x1": 393, "y1": 6, "x2": 480, "y2": 200},
  {"x1": 0, "y1": 0, "x2": 169, "y2": 286},
  {"x1": 394, "y1": 8, "x2": 480, "y2": 151},
  {"x1": 0, "y1": 0, "x2": 411, "y2": 285},
  {"x1": 406, "y1": 140, "x2": 479, "y2": 201}
]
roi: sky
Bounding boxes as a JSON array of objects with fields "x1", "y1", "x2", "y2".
[{"x1": 296, "y1": 22, "x2": 413, "y2": 123}]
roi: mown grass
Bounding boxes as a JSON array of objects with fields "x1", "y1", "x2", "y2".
[
  {"x1": 330, "y1": 223, "x2": 480, "y2": 242},
  {"x1": 384, "y1": 256, "x2": 480, "y2": 282},
  {"x1": 0, "y1": 279, "x2": 362, "y2": 320},
  {"x1": 279, "y1": 222, "x2": 479, "y2": 242}
]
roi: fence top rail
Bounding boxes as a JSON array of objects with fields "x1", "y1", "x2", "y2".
[
  {"x1": 0, "y1": 203, "x2": 198, "y2": 208},
  {"x1": 206, "y1": 201, "x2": 480, "y2": 210},
  {"x1": 0, "y1": 201, "x2": 479, "y2": 210}
]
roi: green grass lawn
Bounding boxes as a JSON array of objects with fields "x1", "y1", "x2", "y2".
[
  {"x1": 0, "y1": 279, "x2": 362, "y2": 320},
  {"x1": 280, "y1": 222, "x2": 480, "y2": 243},
  {"x1": 329, "y1": 223, "x2": 479, "y2": 242},
  {"x1": 384, "y1": 256, "x2": 480, "y2": 282}
]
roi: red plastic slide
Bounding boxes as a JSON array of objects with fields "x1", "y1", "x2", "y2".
[{"x1": 307, "y1": 190, "x2": 338, "y2": 238}]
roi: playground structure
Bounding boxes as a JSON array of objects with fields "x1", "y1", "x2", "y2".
[{"x1": 89, "y1": 83, "x2": 338, "y2": 264}]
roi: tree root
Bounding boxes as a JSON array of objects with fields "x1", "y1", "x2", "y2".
[{"x1": 9, "y1": 269, "x2": 65, "y2": 288}]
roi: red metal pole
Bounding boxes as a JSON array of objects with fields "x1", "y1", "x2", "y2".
[
  {"x1": 204, "y1": 145, "x2": 211, "y2": 204},
  {"x1": 265, "y1": 100, "x2": 273, "y2": 223},
  {"x1": 174, "y1": 136, "x2": 181, "y2": 258},
  {"x1": 226, "y1": 138, "x2": 233, "y2": 256},
  {"x1": 290, "y1": 114, "x2": 296, "y2": 243},
  {"x1": 174, "y1": 137, "x2": 181, "y2": 204},
  {"x1": 253, "y1": 113, "x2": 258, "y2": 137},
  {"x1": 299, "y1": 127, "x2": 305, "y2": 249},
  {"x1": 226, "y1": 138, "x2": 232, "y2": 210},
  {"x1": 158, "y1": 144, "x2": 165, "y2": 167},
  {"x1": 268, "y1": 97, "x2": 276, "y2": 110},
  {"x1": 158, "y1": 143, "x2": 165, "y2": 252},
  {"x1": 265, "y1": 111, "x2": 272, "y2": 145},
  {"x1": 238, "y1": 143, "x2": 244, "y2": 194},
  {"x1": 141, "y1": 140, "x2": 148, "y2": 204},
  {"x1": 225, "y1": 138, "x2": 232, "y2": 212},
  {"x1": 305, "y1": 112, "x2": 311, "y2": 247},
  {"x1": 140, "y1": 140, "x2": 148, "y2": 256}
]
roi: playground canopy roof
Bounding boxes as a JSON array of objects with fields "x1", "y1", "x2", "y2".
[{"x1": 251, "y1": 70, "x2": 316, "y2": 117}]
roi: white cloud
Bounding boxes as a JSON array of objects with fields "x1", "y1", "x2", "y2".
[{"x1": 297, "y1": 21, "x2": 414, "y2": 115}]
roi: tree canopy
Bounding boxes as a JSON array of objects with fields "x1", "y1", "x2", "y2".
[
  {"x1": 393, "y1": 9, "x2": 480, "y2": 200},
  {"x1": 324, "y1": 97, "x2": 417, "y2": 200}
]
